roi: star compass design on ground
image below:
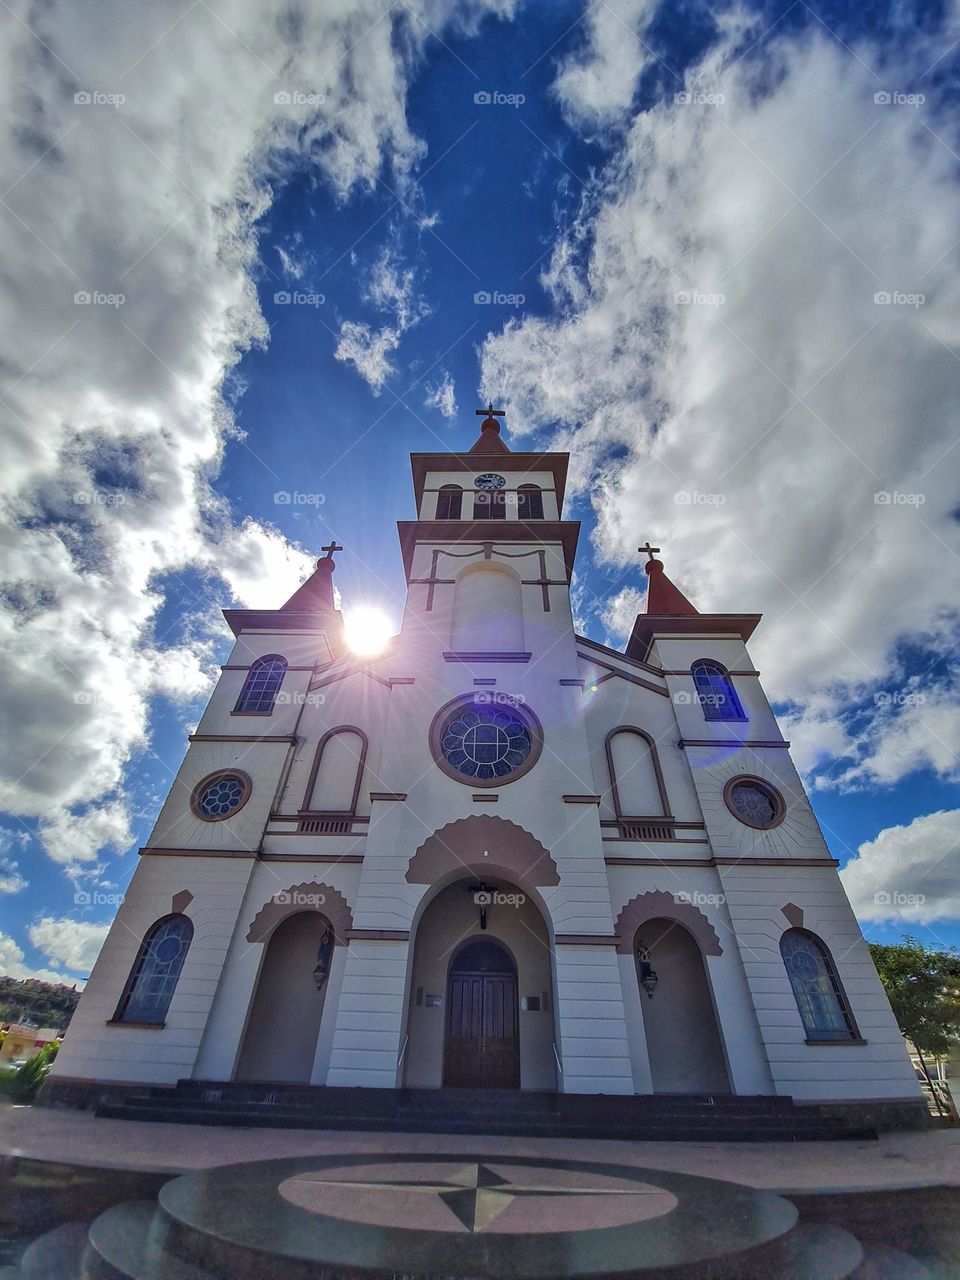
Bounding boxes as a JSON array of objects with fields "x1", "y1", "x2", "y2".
[
  {"x1": 160, "y1": 1152, "x2": 798, "y2": 1278},
  {"x1": 282, "y1": 1159, "x2": 670, "y2": 1233}
]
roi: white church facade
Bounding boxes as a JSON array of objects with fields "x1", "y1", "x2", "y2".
[{"x1": 48, "y1": 409, "x2": 921, "y2": 1116}]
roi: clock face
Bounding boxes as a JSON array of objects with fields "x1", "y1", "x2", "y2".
[{"x1": 474, "y1": 473, "x2": 506, "y2": 490}]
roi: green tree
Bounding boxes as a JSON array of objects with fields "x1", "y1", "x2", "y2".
[{"x1": 869, "y1": 936, "x2": 960, "y2": 1115}]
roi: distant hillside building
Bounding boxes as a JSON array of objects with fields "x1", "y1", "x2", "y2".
[{"x1": 49, "y1": 409, "x2": 921, "y2": 1120}]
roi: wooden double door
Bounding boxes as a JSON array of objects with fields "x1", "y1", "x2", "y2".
[{"x1": 443, "y1": 939, "x2": 520, "y2": 1089}]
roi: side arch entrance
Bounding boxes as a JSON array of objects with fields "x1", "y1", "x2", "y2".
[{"x1": 444, "y1": 938, "x2": 519, "y2": 1089}]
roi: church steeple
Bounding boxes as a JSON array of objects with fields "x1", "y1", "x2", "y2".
[
  {"x1": 468, "y1": 403, "x2": 510, "y2": 454},
  {"x1": 626, "y1": 541, "x2": 760, "y2": 662},
  {"x1": 280, "y1": 541, "x2": 342, "y2": 613},
  {"x1": 638, "y1": 542, "x2": 698, "y2": 616}
]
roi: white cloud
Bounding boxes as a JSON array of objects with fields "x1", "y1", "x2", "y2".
[
  {"x1": 334, "y1": 321, "x2": 402, "y2": 394},
  {"x1": 0, "y1": 858, "x2": 27, "y2": 895},
  {"x1": 28, "y1": 916, "x2": 110, "y2": 975},
  {"x1": 0, "y1": 0, "x2": 512, "y2": 876},
  {"x1": 481, "y1": 21, "x2": 960, "y2": 790},
  {"x1": 335, "y1": 247, "x2": 429, "y2": 393},
  {"x1": 841, "y1": 810, "x2": 960, "y2": 924},
  {"x1": 424, "y1": 370, "x2": 458, "y2": 418},
  {"x1": 553, "y1": 0, "x2": 655, "y2": 128},
  {"x1": 0, "y1": 931, "x2": 80, "y2": 986}
]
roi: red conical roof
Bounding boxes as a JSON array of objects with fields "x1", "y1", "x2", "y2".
[
  {"x1": 468, "y1": 411, "x2": 510, "y2": 454},
  {"x1": 281, "y1": 556, "x2": 336, "y2": 612},
  {"x1": 644, "y1": 557, "x2": 698, "y2": 615}
]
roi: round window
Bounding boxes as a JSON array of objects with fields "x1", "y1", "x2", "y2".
[
  {"x1": 723, "y1": 776, "x2": 785, "y2": 830},
  {"x1": 191, "y1": 770, "x2": 252, "y2": 822},
  {"x1": 430, "y1": 695, "x2": 542, "y2": 787}
]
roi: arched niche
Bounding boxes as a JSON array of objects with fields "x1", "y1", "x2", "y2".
[
  {"x1": 615, "y1": 890, "x2": 722, "y2": 956},
  {"x1": 301, "y1": 727, "x2": 367, "y2": 814},
  {"x1": 605, "y1": 727, "x2": 671, "y2": 819},
  {"x1": 235, "y1": 911, "x2": 334, "y2": 1083},
  {"x1": 450, "y1": 561, "x2": 524, "y2": 652}
]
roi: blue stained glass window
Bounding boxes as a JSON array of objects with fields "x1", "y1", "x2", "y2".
[
  {"x1": 691, "y1": 661, "x2": 747, "y2": 722},
  {"x1": 234, "y1": 654, "x2": 287, "y2": 714},
  {"x1": 439, "y1": 703, "x2": 532, "y2": 781},
  {"x1": 115, "y1": 915, "x2": 193, "y2": 1024},
  {"x1": 780, "y1": 929, "x2": 857, "y2": 1041},
  {"x1": 197, "y1": 774, "x2": 246, "y2": 818}
]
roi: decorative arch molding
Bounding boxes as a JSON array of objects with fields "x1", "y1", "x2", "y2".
[
  {"x1": 604, "y1": 726, "x2": 672, "y2": 819},
  {"x1": 246, "y1": 881, "x2": 353, "y2": 945},
  {"x1": 301, "y1": 725, "x2": 368, "y2": 814},
  {"x1": 405, "y1": 815, "x2": 560, "y2": 889},
  {"x1": 614, "y1": 891, "x2": 723, "y2": 956}
]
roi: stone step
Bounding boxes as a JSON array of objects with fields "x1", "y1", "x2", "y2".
[
  {"x1": 96, "y1": 1100, "x2": 875, "y2": 1141},
  {"x1": 83, "y1": 1201, "x2": 214, "y2": 1280},
  {"x1": 17, "y1": 1220, "x2": 88, "y2": 1280}
]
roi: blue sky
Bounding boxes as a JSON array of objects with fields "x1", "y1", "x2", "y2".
[{"x1": 0, "y1": 0, "x2": 957, "y2": 984}]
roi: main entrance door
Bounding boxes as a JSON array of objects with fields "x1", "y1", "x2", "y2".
[{"x1": 443, "y1": 939, "x2": 519, "y2": 1089}]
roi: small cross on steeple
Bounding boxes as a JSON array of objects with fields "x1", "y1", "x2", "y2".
[
  {"x1": 638, "y1": 541, "x2": 661, "y2": 563},
  {"x1": 475, "y1": 402, "x2": 505, "y2": 418},
  {"x1": 321, "y1": 540, "x2": 343, "y2": 561}
]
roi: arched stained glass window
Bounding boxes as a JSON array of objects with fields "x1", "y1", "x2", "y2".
[
  {"x1": 780, "y1": 929, "x2": 858, "y2": 1041},
  {"x1": 691, "y1": 660, "x2": 746, "y2": 722},
  {"x1": 517, "y1": 484, "x2": 544, "y2": 519},
  {"x1": 436, "y1": 485, "x2": 463, "y2": 520},
  {"x1": 234, "y1": 654, "x2": 287, "y2": 714},
  {"x1": 114, "y1": 914, "x2": 193, "y2": 1025}
]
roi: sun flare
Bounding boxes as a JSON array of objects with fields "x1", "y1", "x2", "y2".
[{"x1": 344, "y1": 605, "x2": 394, "y2": 656}]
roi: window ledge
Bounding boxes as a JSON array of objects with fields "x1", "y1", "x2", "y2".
[
  {"x1": 105, "y1": 1019, "x2": 166, "y2": 1029},
  {"x1": 230, "y1": 711, "x2": 274, "y2": 717},
  {"x1": 804, "y1": 1036, "x2": 867, "y2": 1046}
]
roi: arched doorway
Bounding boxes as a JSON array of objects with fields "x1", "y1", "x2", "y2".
[
  {"x1": 235, "y1": 912, "x2": 332, "y2": 1083},
  {"x1": 402, "y1": 878, "x2": 556, "y2": 1091},
  {"x1": 637, "y1": 919, "x2": 730, "y2": 1094},
  {"x1": 444, "y1": 938, "x2": 519, "y2": 1089}
]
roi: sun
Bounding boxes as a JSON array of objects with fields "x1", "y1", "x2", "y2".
[{"x1": 344, "y1": 605, "x2": 395, "y2": 656}]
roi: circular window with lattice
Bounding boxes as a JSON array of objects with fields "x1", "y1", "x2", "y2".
[
  {"x1": 191, "y1": 770, "x2": 252, "y2": 822},
  {"x1": 723, "y1": 776, "x2": 785, "y2": 830},
  {"x1": 430, "y1": 695, "x2": 542, "y2": 787}
]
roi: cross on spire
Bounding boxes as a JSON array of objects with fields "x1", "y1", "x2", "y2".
[
  {"x1": 321, "y1": 540, "x2": 343, "y2": 561},
  {"x1": 475, "y1": 402, "x2": 505, "y2": 418},
  {"x1": 638, "y1": 541, "x2": 661, "y2": 563}
]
